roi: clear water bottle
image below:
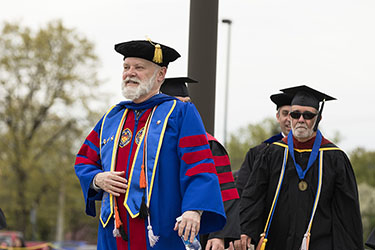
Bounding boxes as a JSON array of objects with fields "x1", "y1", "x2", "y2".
[
  {"x1": 176, "y1": 216, "x2": 202, "y2": 250},
  {"x1": 180, "y1": 235, "x2": 201, "y2": 250}
]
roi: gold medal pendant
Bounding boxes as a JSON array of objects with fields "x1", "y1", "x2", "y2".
[{"x1": 298, "y1": 180, "x2": 308, "y2": 191}]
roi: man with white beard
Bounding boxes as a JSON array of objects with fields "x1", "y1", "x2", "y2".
[
  {"x1": 74, "y1": 40, "x2": 226, "y2": 250},
  {"x1": 239, "y1": 85, "x2": 363, "y2": 250}
]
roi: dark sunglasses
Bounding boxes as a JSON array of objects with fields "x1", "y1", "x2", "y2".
[{"x1": 289, "y1": 111, "x2": 318, "y2": 120}]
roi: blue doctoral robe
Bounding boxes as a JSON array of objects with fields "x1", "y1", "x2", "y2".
[{"x1": 75, "y1": 94, "x2": 226, "y2": 249}]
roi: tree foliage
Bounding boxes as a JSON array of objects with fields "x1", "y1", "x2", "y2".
[
  {"x1": 358, "y1": 183, "x2": 375, "y2": 243},
  {"x1": 0, "y1": 20, "x2": 105, "y2": 242},
  {"x1": 350, "y1": 147, "x2": 375, "y2": 188},
  {"x1": 350, "y1": 148, "x2": 375, "y2": 240}
]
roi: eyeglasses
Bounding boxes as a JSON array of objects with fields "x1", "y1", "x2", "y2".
[{"x1": 289, "y1": 111, "x2": 318, "y2": 120}]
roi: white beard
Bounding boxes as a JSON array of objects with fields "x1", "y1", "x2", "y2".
[
  {"x1": 121, "y1": 71, "x2": 157, "y2": 101},
  {"x1": 292, "y1": 123, "x2": 314, "y2": 140}
]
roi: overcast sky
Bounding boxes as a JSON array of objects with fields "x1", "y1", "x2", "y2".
[{"x1": 2, "y1": 0, "x2": 375, "y2": 153}]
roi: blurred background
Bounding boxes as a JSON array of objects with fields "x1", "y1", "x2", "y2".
[{"x1": 0, "y1": 0, "x2": 374, "y2": 248}]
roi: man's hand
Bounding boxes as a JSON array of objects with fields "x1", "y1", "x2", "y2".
[
  {"x1": 234, "y1": 234, "x2": 251, "y2": 250},
  {"x1": 228, "y1": 241, "x2": 235, "y2": 250},
  {"x1": 205, "y1": 238, "x2": 224, "y2": 250},
  {"x1": 94, "y1": 171, "x2": 127, "y2": 196},
  {"x1": 173, "y1": 210, "x2": 201, "y2": 243}
]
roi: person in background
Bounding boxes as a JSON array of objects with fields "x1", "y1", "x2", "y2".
[
  {"x1": 75, "y1": 40, "x2": 226, "y2": 250},
  {"x1": 161, "y1": 77, "x2": 241, "y2": 250},
  {"x1": 239, "y1": 85, "x2": 363, "y2": 250},
  {"x1": 235, "y1": 92, "x2": 292, "y2": 198},
  {"x1": 13, "y1": 236, "x2": 25, "y2": 248},
  {"x1": 234, "y1": 92, "x2": 292, "y2": 250},
  {"x1": 0, "y1": 208, "x2": 6, "y2": 230}
]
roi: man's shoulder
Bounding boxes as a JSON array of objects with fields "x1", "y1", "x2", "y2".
[
  {"x1": 320, "y1": 137, "x2": 339, "y2": 148},
  {"x1": 263, "y1": 133, "x2": 284, "y2": 144},
  {"x1": 269, "y1": 139, "x2": 288, "y2": 149},
  {"x1": 104, "y1": 103, "x2": 126, "y2": 116},
  {"x1": 245, "y1": 139, "x2": 282, "y2": 155},
  {"x1": 243, "y1": 141, "x2": 284, "y2": 161},
  {"x1": 174, "y1": 99, "x2": 195, "y2": 108},
  {"x1": 245, "y1": 142, "x2": 268, "y2": 156},
  {"x1": 169, "y1": 100, "x2": 201, "y2": 118},
  {"x1": 320, "y1": 140, "x2": 347, "y2": 159}
]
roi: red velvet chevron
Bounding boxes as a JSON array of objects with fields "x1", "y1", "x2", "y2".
[
  {"x1": 75, "y1": 129, "x2": 101, "y2": 167},
  {"x1": 179, "y1": 134, "x2": 217, "y2": 176}
]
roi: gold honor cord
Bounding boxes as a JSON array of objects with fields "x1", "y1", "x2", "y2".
[
  {"x1": 273, "y1": 142, "x2": 341, "y2": 153},
  {"x1": 147, "y1": 100, "x2": 176, "y2": 206},
  {"x1": 256, "y1": 148, "x2": 289, "y2": 250},
  {"x1": 300, "y1": 151, "x2": 324, "y2": 250}
]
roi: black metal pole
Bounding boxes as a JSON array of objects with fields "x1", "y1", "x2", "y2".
[{"x1": 188, "y1": 0, "x2": 219, "y2": 135}]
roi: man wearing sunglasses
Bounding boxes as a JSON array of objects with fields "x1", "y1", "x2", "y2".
[{"x1": 239, "y1": 85, "x2": 363, "y2": 250}]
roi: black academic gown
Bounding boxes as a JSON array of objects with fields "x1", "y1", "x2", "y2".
[
  {"x1": 236, "y1": 143, "x2": 268, "y2": 198},
  {"x1": 236, "y1": 133, "x2": 284, "y2": 198},
  {"x1": 240, "y1": 135, "x2": 363, "y2": 250},
  {"x1": 200, "y1": 135, "x2": 241, "y2": 249},
  {"x1": 366, "y1": 228, "x2": 375, "y2": 249}
]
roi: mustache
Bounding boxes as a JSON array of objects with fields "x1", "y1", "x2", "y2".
[
  {"x1": 123, "y1": 77, "x2": 140, "y2": 84},
  {"x1": 296, "y1": 124, "x2": 308, "y2": 129}
]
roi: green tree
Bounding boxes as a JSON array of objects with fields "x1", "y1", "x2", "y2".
[
  {"x1": 350, "y1": 148, "x2": 375, "y2": 239},
  {"x1": 358, "y1": 183, "x2": 375, "y2": 244},
  {"x1": 226, "y1": 117, "x2": 279, "y2": 170},
  {"x1": 0, "y1": 20, "x2": 106, "y2": 242},
  {"x1": 350, "y1": 147, "x2": 375, "y2": 187}
]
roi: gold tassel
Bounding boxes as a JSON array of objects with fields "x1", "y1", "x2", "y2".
[
  {"x1": 259, "y1": 239, "x2": 267, "y2": 250},
  {"x1": 256, "y1": 234, "x2": 267, "y2": 250},
  {"x1": 153, "y1": 44, "x2": 163, "y2": 64}
]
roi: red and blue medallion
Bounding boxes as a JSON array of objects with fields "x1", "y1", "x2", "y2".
[
  {"x1": 135, "y1": 127, "x2": 145, "y2": 145},
  {"x1": 119, "y1": 128, "x2": 132, "y2": 148}
]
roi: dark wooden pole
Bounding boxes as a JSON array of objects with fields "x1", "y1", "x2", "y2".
[{"x1": 188, "y1": 0, "x2": 219, "y2": 135}]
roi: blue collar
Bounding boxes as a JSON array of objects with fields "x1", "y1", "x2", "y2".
[
  {"x1": 119, "y1": 93, "x2": 176, "y2": 110},
  {"x1": 263, "y1": 133, "x2": 284, "y2": 144},
  {"x1": 287, "y1": 130, "x2": 322, "y2": 180}
]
